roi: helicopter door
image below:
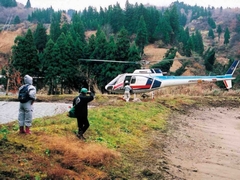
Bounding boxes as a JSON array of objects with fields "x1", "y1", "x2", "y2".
[{"x1": 124, "y1": 76, "x2": 132, "y2": 85}]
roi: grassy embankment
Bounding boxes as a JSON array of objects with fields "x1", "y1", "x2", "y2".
[{"x1": 0, "y1": 84, "x2": 240, "y2": 179}]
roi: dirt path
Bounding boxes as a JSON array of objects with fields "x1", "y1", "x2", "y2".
[{"x1": 164, "y1": 107, "x2": 240, "y2": 180}]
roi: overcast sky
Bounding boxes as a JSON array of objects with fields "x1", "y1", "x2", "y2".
[{"x1": 17, "y1": 0, "x2": 240, "y2": 11}]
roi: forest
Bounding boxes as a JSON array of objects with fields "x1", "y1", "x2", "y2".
[{"x1": 0, "y1": 0, "x2": 239, "y2": 94}]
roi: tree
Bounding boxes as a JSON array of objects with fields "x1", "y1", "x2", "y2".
[
  {"x1": 12, "y1": 29, "x2": 39, "y2": 77},
  {"x1": 43, "y1": 39, "x2": 61, "y2": 94},
  {"x1": 217, "y1": 25, "x2": 222, "y2": 41},
  {"x1": 191, "y1": 30, "x2": 204, "y2": 55},
  {"x1": 169, "y1": 5, "x2": 180, "y2": 44},
  {"x1": 135, "y1": 15, "x2": 148, "y2": 56},
  {"x1": 127, "y1": 43, "x2": 141, "y2": 72},
  {"x1": 116, "y1": 27, "x2": 130, "y2": 61},
  {"x1": 33, "y1": 23, "x2": 47, "y2": 53},
  {"x1": 14, "y1": 16, "x2": 20, "y2": 24},
  {"x1": 154, "y1": 13, "x2": 172, "y2": 45},
  {"x1": 207, "y1": 17, "x2": 216, "y2": 29},
  {"x1": 50, "y1": 12, "x2": 61, "y2": 42},
  {"x1": 0, "y1": 0, "x2": 17, "y2": 7},
  {"x1": 224, "y1": 27, "x2": 230, "y2": 45},
  {"x1": 208, "y1": 28, "x2": 215, "y2": 39},
  {"x1": 204, "y1": 48, "x2": 216, "y2": 72},
  {"x1": 25, "y1": 0, "x2": 31, "y2": 8}
]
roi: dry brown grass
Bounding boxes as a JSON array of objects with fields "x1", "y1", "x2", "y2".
[{"x1": 38, "y1": 134, "x2": 120, "y2": 179}]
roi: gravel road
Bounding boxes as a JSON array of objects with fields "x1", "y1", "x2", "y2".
[{"x1": 0, "y1": 101, "x2": 71, "y2": 124}]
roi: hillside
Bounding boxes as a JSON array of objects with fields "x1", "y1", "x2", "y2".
[{"x1": 1, "y1": 4, "x2": 240, "y2": 74}]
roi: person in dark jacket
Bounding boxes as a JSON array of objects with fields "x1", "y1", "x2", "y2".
[{"x1": 73, "y1": 88, "x2": 94, "y2": 140}]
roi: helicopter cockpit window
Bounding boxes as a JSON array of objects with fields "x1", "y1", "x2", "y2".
[
  {"x1": 131, "y1": 76, "x2": 136, "y2": 84},
  {"x1": 153, "y1": 68, "x2": 162, "y2": 73},
  {"x1": 124, "y1": 76, "x2": 132, "y2": 84},
  {"x1": 117, "y1": 75, "x2": 125, "y2": 84}
]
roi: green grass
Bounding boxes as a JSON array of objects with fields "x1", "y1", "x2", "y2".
[
  {"x1": 0, "y1": 97, "x2": 173, "y2": 179},
  {"x1": 1, "y1": 92, "x2": 239, "y2": 179}
]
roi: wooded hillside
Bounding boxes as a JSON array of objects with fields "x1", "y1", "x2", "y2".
[{"x1": 1, "y1": 0, "x2": 240, "y2": 93}]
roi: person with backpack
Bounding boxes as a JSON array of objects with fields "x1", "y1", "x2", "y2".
[
  {"x1": 73, "y1": 88, "x2": 94, "y2": 140},
  {"x1": 18, "y1": 74, "x2": 36, "y2": 134}
]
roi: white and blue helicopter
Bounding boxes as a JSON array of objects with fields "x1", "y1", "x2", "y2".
[{"x1": 104, "y1": 60, "x2": 240, "y2": 96}]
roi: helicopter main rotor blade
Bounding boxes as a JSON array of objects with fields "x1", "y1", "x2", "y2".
[{"x1": 78, "y1": 59, "x2": 141, "y2": 64}]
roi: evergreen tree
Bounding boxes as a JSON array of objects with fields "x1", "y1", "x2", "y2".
[
  {"x1": 33, "y1": 23, "x2": 47, "y2": 53},
  {"x1": 70, "y1": 12, "x2": 86, "y2": 43},
  {"x1": 154, "y1": 13, "x2": 172, "y2": 45},
  {"x1": 25, "y1": 0, "x2": 31, "y2": 8},
  {"x1": 12, "y1": 29, "x2": 39, "y2": 77},
  {"x1": 108, "y1": 3, "x2": 125, "y2": 33},
  {"x1": 0, "y1": 0, "x2": 17, "y2": 7},
  {"x1": 92, "y1": 28, "x2": 107, "y2": 59},
  {"x1": 208, "y1": 28, "x2": 215, "y2": 39},
  {"x1": 85, "y1": 34, "x2": 96, "y2": 59},
  {"x1": 50, "y1": 12, "x2": 62, "y2": 42},
  {"x1": 115, "y1": 27, "x2": 130, "y2": 74},
  {"x1": 127, "y1": 43, "x2": 141, "y2": 71},
  {"x1": 204, "y1": 48, "x2": 216, "y2": 72},
  {"x1": 191, "y1": 30, "x2": 204, "y2": 55},
  {"x1": 43, "y1": 39, "x2": 61, "y2": 94},
  {"x1": 105, "y1": 36, "x2": 117, "y2": 60},
  {"x1": 14, "y1": 16, "x2": 20, "y2": 24},
  {"x1": 55, "y1": 32, "x2": 72, "y2": 94},
  {"x1": 224, "y1": 27, "x2": 230, "y2": 45},
  {"x1": 217, "y1": 25, "x2": 222, "y2": 41},
  {"x1": 124, "y1": 0, "x2": 138, "y2": 35},
  {"x1": 135, "y1": 15, "x2": 148, "y2": 56},
  {"x1": 61, "y1": 33, "x2": 80, "y2": 93},
  {"x1": 116, "y1": 27, "x2": 130, "y2": 61},
  {"x1": 207, "y1": 17, "x2": 216, "y2": 29},
  {"x1": 169, "y1": 5, "x2": 180, "y2": 44}
]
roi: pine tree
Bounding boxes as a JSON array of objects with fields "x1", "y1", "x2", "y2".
[
  {"x1": 204, "y1": 48, "x2": 216, "y2": 72},
  {"x1": 224, "y1": 27, "x2": 230, "y2": 45},
  {"x1": 0, "y1": 0, "x2": 17, "y2": 7},
  {"x1": 14, "y1": 16, "x2": 20, "y2": 24},
  {"x1": 50, "y1": 12, "x2": 61, "y2": 42},
  {"x1": 25, "y1": 0, "x2": 31, "y2": 8},
  {"x1": 116, "y1": 27, "x2": 130, "y2": 61},
  {"x1": 12, "y1": 29, "x2": 39, "y2": 77},
  {"x1": 217, "y1": 25, "x2": 222, "y2": 41},
  {"x1": 44, "y1": 40, "x2": 61, "y2": 94},
  {"x1": 135, "y1": 15, "x2": 148, "y2": 56},
  {"x1": 208, "y1": 28, "x2": 215, "y2": 39},
  {"x1": 34, "y1": 23, "x2": 47, "y2": 53}
]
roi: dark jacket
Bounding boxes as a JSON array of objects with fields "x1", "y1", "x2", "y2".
[{"x1": 73, "y1": 92, "x2": 94, "y2": 117}]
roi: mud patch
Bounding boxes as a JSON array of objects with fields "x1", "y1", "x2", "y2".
[{"x1": 164, "y1": 106, "x2": 240, "y2": 179}]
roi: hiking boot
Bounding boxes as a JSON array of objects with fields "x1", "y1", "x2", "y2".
[
  {"x1": 25, "y1": 126, "x2": 31, "y2": 134},
  {"x1": 76, "y1": 133, "x2": 86, "y2": 141},
  {"x1": 19, "y1": 126, "x2": 25, "y2": 134}
]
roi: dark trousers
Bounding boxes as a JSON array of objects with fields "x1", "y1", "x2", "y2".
[{"x1": 77, "y1": 116, "x2": 89, "y2": 135}]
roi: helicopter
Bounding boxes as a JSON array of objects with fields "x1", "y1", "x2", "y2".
[{"x1": 104, "y1": 60, "x2": 240, "y2": 97}]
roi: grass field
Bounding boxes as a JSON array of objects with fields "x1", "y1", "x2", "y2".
[{"x1": 1, "y1": 85, "x2": 240, "y2": 179}]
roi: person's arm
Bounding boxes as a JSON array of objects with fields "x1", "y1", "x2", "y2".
[{"x1": 28, "y1": 85, "x2": 36, "y2": 105}]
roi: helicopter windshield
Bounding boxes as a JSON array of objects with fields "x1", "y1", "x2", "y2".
[{"x1": 116, "y1": 74, "x2": 126, "y2": 84}]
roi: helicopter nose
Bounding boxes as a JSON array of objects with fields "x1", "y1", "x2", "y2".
[{"x1": 105, "y1": 85, "x2": 113, "y2": 91}]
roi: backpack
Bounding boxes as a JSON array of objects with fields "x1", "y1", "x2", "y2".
[
  {"x1": 68, "y1": 97, "x2": 80, "y2": 118},
  {"x1": 18, "y1": 85, "x2": 30, "y2": 103},
  {"x1": 68, "y1": 106, "x2": 76, "y2": 118}
]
